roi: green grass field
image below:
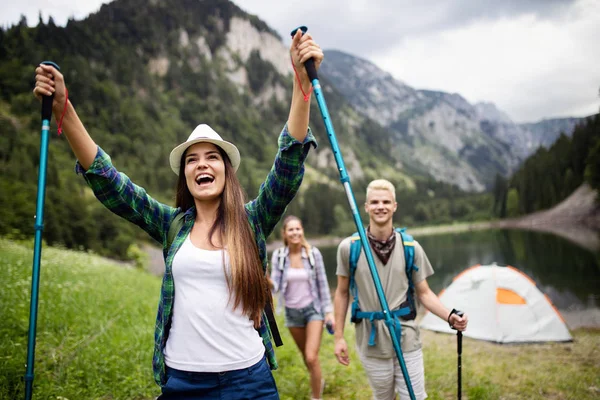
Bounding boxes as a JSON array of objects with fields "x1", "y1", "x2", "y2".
[{"x1": 1, "y1": 238, "x2": 598, "y2": 399}]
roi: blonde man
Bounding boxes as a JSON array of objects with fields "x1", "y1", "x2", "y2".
[{"x1": 333, "y1": 179, "x2": 468, "y2": 399}]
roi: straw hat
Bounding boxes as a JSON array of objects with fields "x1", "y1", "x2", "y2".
[{"x1": 169, "y1": 124, "x2": 240, "y2": 175}]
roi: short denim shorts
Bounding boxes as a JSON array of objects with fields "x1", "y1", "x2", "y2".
[{"x1": 284, "y1": 302, "x2": 324, "y2": 328}]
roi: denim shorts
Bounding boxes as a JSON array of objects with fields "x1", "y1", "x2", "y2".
[
  {"x1": 159, "y1": 356, "x2": 279, "y2": 399},
  {"x1": 284, "y1": 302, "x2": 324, "y2": 328}
]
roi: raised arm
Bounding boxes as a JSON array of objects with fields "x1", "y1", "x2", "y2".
[
  {"x1": 33, "y1": 64, "x2": 177, "y2": 243},
  {"x1": 246, "y1": 33, "x2": 323, "y2": 237},
  {"x1": 33, "y1": 64, "x2": 96, "y2": 169},
  {"x1": 287, "y1": 30, "x2": 323, "y2": 142}
]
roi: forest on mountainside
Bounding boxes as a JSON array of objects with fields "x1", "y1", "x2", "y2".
[
  {"x1": 2, "y1": 0, "x2": 594, "y2": 261},
  {"x1": 492, "y1": 113, "x2": 600, "y2": 219}
]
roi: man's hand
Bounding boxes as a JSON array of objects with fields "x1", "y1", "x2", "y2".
[
  {"x1": 334, "y1": 337, "x2": 350, "y2": 366},
  {"x1": 449, "y1": 312, "x2": 468, "y2": 331}
]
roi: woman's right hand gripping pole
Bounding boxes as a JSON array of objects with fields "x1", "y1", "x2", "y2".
[{"x1": 33, "y1": 63, "x2": 97, "y2": 169}]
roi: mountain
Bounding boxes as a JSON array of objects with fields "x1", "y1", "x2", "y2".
[
  {"x1": 4, "y1": 0, "x2": 488, "y2": 259},
  {"x1": 320, "y1": 50, "x2": 584, "y2": 191},
  {"x1": 476, "y1": 102, "x2": 582, "y2": 160}
]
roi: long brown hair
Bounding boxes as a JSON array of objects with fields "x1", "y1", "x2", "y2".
[
  {"x1": 176, "y1": 147, "x2": 267, "y2": 326},
  {"x1": 281, "y1": 215, "x2": 311, "y2": 256}
]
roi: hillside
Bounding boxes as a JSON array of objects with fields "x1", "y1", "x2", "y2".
[
  {"x1": 2, "y1": 0, "x2": 593, "y2": 261},
  {"x1": 0, "y1": 0, "x2": 501, "y2": 259},
  {"x1": 493, "y1": 183, "x2": 600, "y2": 251},
  {"x1": 320, "y1": 49, "x2": 585, "y2": 191}
]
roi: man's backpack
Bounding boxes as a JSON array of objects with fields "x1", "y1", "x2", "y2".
[{"x1": 348, "y1": 228, "x2": 418, "y2": 346}]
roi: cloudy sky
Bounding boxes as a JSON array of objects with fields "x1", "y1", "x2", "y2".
[{"x1": 2, "y1": 0, "x2": 598, "y2": 122}]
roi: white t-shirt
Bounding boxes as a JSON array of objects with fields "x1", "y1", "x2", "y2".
[{"x1": 164, "y1": 234, "x2": 264, "y2": 372}]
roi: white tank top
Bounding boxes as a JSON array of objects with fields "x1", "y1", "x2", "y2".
[{"x1": 164, "y1": 234, "x2": 264, "y2": 372}]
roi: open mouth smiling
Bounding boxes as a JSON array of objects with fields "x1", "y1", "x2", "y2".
[{"x1": 195, "y1": 173, "x2": 215, "y2": 186}]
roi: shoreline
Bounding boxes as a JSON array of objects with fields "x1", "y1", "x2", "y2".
[
  {"x1": 268, "y1": 184, "x2": 600, "y2": 252},
  {"x1": 266, "y1": 218, "x2": 599, "y2": 252}
]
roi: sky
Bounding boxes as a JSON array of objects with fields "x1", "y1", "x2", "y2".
[{"x1": 2, "y1": 0, "x2": 599, "y2": 123}]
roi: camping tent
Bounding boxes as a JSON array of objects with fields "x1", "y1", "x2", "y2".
[{"x1": 420, "y1": 263, "x2": 572, "y2": 343}]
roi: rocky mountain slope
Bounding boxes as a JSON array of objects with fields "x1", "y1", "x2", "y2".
[{"x1": 320, "y1": 50, "x2": 584, "y2": 191}]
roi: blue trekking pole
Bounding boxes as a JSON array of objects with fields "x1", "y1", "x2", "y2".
[
  {"x1": 24, "y1": 61, "x2": 60, "y2": 400},
  {"x1": 291, "y1": 27, "x2": 416, "y2": 400}
]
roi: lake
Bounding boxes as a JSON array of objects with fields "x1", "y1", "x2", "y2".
[{"x1": 271, "y1": 229, "x2": 600, "y2": 329}]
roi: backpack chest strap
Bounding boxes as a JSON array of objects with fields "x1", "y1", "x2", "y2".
[{"x1": 355, "y1": 307, "x2": 411, "y2": 346}]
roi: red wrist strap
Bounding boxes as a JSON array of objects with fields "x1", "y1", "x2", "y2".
[
  {"x1": 56, "y1": 87, "x2": 68, "y2": 135},
  {"x1": 291, "y1": 56, "x2": 313, "y2": 102}
]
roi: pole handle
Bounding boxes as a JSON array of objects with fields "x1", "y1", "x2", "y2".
[
  {"x1": 454, "y1": 310, "x2": 464, "y2": 353},
  {"x1": 40, "y1": 61, "x2": 60, "y2": 121},
  {"x1": 290, "y1": 26, "x2": 318, "y2": 82}
]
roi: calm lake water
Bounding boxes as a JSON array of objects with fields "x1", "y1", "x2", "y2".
[{"x1": 271, "y1": 229, "x2": 600, "y2": 328}]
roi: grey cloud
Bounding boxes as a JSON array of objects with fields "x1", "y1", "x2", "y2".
[{"x1": 247, "y1": 0, "x2": 577, "y2": 57}]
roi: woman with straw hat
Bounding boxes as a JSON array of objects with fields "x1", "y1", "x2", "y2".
[{"x1": 33, "y1": 30, "x2": 323, "y2": 399}]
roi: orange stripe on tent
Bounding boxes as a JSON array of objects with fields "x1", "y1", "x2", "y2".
[
  {"x1": 453, "y1": 264, "x2": 480, "y2": 282},
  {"x1": 496, "y1": 288, "x2": 527, "y2": 304},
  {"x1": 506, "y1": 265, "x2": 567, "y2": 323},
  {"x1": 544, "y1": 294, "x2": 567, "y2": 324},
  {"x1": 507, "y1": 265, "x2": 537, "y2": 286}
]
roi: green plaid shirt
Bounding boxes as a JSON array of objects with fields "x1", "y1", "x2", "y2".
[{"x1": 76, "y1": 125, "x2": 316, "y2": 386}]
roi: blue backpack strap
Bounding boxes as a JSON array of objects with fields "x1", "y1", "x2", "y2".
[
  {"x1": 398, "y1": 228, "x2": 418, "y2": 320},
  {"x1": 348, "y1": 234, "x2": 362, "y2": 323}
]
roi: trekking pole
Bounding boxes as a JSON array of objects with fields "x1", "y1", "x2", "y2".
[
  {"x1": 291, "y1": 26, "x2": 416, "y2": 400},
  {"x1": 24, "y1": 61, "x2": 60, "y2": 400},
  {"x1": 453, "y1": 310, "x2": 464, "y2": 400}
]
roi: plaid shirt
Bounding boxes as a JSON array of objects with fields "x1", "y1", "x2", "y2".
[
  {"x1": 270, "y1": 246, "x2": 333, "y2": 315},
  {"x1": 76, "y1": 125, "x2": 316, "y2": 386}
]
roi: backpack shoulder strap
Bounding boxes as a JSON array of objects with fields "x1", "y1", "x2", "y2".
[
  {"x1": 348, "y1": 234, "x2": 362, "y2": 295},
  {"x1": 397, "y1": 228, "x2": 417, "y2": 275},
  {"x1": 398, "y1": 228, "x2": 418, "y2": 320},
  {"x1": 349, "y1": 234, "x2": 362, "y2": 275},
  {"x1": 277, "y1": 247, "x2": 286, "y2": 271},
  {"x1": 307, "y1": 246, "x2": 316, "y2": 269},
  {"x1": 308, "y1": 246, "x2": 322, "y2": 305},
  {"x1": 167, "y1": 212, "x2": 186, "y2": 250},
  {"x1": 276, "y1": 247, "x2": 286, "y2": 290}
]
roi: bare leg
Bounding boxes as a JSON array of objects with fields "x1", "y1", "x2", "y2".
[
  {"x1": 289, "y1": 326, "x2": 307, "y2": 356},
  {"x1": 304, "y1": 320, "x2": 324, "y2": 398}
]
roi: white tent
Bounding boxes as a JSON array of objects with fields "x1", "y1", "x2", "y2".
[{"x1": 420, "y1": 263, "x2": 572, "y2": 343}]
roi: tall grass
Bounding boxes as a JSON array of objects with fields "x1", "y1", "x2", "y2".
[
  {"x1": 0, "y1": 239, "x2": 159, "y2": 399},
  {"x1": 1, "y1": 239, "x2": 598, "y2": 399}
]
